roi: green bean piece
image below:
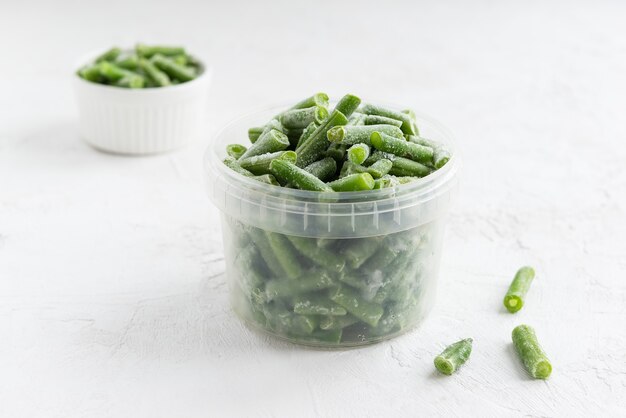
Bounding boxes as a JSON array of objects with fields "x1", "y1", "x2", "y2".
[
  {"x1": 248, "y1": 126, "x2": 264, "y2": 143},
  {"x1": 504, "y1": 267, "x2": 536, "y2": 313},
  {"x1": 370, "y1": 131, "x2": 434, "y2": 164},
  {"x1": 265, "y1": 270, "x2": 335, "y2": 301},
  {"x1": 288, "y1": 92, "x2": 329, "y2": 110},
  {"x1": 334, "y1": 94, "x2": 361, "y2": 118},
  {"x1": 303, "y1": 157, "x2": 337, "y2": 181},
  {"x1": 339, "y1": 161, "x2": 365, "y2": 178},
  {"x1": 408, "y1": 136, "x2": 450, "y2": 168},
  {"x1": 98, "y1": 61, "x2": 145, "y2": 84},
  {"x1": 115, "y1": 76, "x2": 145, "y2": 89},
  {"x1": 265, "y1": 232, "x2": 302, "y2": 279},
  {"x1": 388, "y1": 156, "x2": 432, "y2": 177},
  {"x1": 341, "y1": 237, "x2": 383, "y2": 269},
  {"x1": 402, "y1": 109, "x2": 420, "y2": 135},
  {"x1": 240, "y1": 129, "x2": 290, "y2": 160},
  {"x1": 329, "y1": 286, "x2": 384, "y2": 327},
  {"x1": 433, "y1": 147, "x2": 451, "y2": 169},
  {"x1": 512, "y1": 325, "x2": 552, "y2": 379},
  {"x1": 360, "y1": 103, "x2": 416, "y2": 135},
  {"x1": 292, "y1": 315, "x2": 318, "y2": 334},
  {"x1": 263, "y1": 304, "x2": 293, "y2": 333},
  {"x1": 248, "y1": 228, "x2": 287, "y2": 278},
  {"x1": 319, "y1": 315, "x2": 359, "y2": 331},
  {"x1": 270, "y1": 160, "x2": 332, "y2": 192},
  {"x1": 328, "y1": 173, "x2": 375, "y2": 192},
  {"x1": 77, "y1": 65, "x2": 102, "y2": 82},
  {"x1": 151, "y1": 54, "x2": 196, "y2": 82},
  {"x1": 115, "y1": 53, "x2": 139, "y2": 70},
  {"x1": 279, "y1": 106, "x2": 328, "y2": 130},
  {"x1": 253, "y1": 174, "x2": 280, "y2": 186},
  {"x1": 326, "y1": 125, "x2": 404, "y2": 146},
  {"x1": 95, "y1": 47, "x2": 121, "y2": 63},
  {"x1": 367, "y1": 159, "x2": 393, "y2": 178},
  {"x1": 363, "y1": 115, "x2": 403, "y2": 127},
  {"x1": 239, "y1": 151, "x2": 297, "y2": 175},
  {"x1": 434, "y1": 338, "x2": 473, "y2": 375},
  {"x1": 287, "y1": 236, "x2": 345, "y2": 272},
  {"x1": 138, "y1": 58, "x2": 171, "y2": 87},
  {"x1": 373, "y1": 177, "x2": 392, "y2": 189},
  {"x1": 223, "y1": 156, "x2": 255, "y2": 177},
  {"x1": 295, "y1": 121, "x2": 318, "y2": 149},
  {"x1": 348, "y1": 112, "x2": 366, "y2": 126},
  {"x1": 293, "y1": 328, "x2": 342, "y2": 344},
  {"x1": 295, "y1": 109, "x2": 349, "y2": 168},
  {"x1": 136, "y1": 44, "x2": 186, "y2": 57},
  {"x1": 347, "y1": 143, "x2": 370, "y2": 165},
  {"x1": 293, "y1": 296, "x2": 347, "y2": 316},
  {"x1": 172, "y1": 54, "x2": 188, "y2": 66},
  {"x1": 326, "y1": 143, "x2": 348, "y2": 162},
  {"x1": 226, "y1": 144, "x2": 247, "y2": 160},
  {"x1": 236, "y1": 245, "x2": 266, "y2": 301}
]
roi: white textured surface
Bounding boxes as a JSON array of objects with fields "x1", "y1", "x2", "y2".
[{"x1": 1, "y1": 1, "x2": 625, "y2": 417}]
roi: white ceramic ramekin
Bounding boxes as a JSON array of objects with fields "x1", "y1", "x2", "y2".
[{"x1": 72, "y1": 50, "x2": 211, "y2": 155}]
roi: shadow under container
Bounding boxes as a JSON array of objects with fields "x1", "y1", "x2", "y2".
[{"x1": 205, "y1": 105, "x2": 459, "y2": 347}]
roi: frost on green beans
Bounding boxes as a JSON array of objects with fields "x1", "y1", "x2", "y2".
[
  {"x1": 222, "y1": 93, "x2": 452, "y2": 191},
  {"x1": 226, "y1": 219, "x2": 437, "y2": 345}
]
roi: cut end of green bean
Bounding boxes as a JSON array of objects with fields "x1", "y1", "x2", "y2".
[
  {"x1": 503, "y1": 266, "x2": 536, "y2": 313},
  {"x1": 434, "y1": 338, "x2": 473, "y2": 375},
  {"x1": 347, "y1": 143, "x2": 370, "y2": 165},
  {"x1": 434, "y1": 356, "x2": 455, "y2": 375},
  {"x1": 226, "y1": 144, "x2": 248, "y2": 160}
]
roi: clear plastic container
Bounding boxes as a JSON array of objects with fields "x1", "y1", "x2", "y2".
[{"x1": 204, "y1": 104, "x2": 459, "y2": 347}]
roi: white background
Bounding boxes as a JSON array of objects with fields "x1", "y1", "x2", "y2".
[{"x1": 1, "y1": 1, "x2": 625, "y2": 417}]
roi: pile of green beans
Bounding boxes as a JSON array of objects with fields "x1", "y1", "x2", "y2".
[
  {"x1": 227, "y1": 221, "x2": 436, "y2": 345},
  {"x1": 76, "y1": 44, "x2": 201, "y2": 89},
  {"x1": 223, "y1": 93, "x2": 451, "y2": 189},
  {"x1": 219, "y1": 94, "x2": 453, "y2": 345}
]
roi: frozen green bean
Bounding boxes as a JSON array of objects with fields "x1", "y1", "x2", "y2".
[
  {"x1": 328, "y1": 173, "x2": 375, "y2": 191},
  {"x1": 295, "y1": 109, "x2": 349, "y2": 168},
  {"x1": 319, "y1": 315, "x2": 359, "y2": 331},
  {"x1": 270, "y1": 160, "x2": 332, "y2": 192},
  {"x1": 77, "y1": 65, "x2": 102, "y2": 82},
  {"x1": 152, "y1": 54, "x2": 196, "y2": 82},
  {"x1": 329, "y1": 286, "x2": 384, "y2": 327},
  {"x1": 239, "y1": 151, "x2": 297, "y2": 175},
  {"x1": 265, "y1": 270, "x2": 335, "y2": 301},
  {"x1": 279, "y1": 106, "x2": 328, "y2": 129},
  {"x1": 503, "y1": 266, "x2": 535, "y2": 313},
  {"x1": 136, "y1": 44, "x2": 186, "y2": 57},
  {"x1": 434, "y1": 338, "x2": 473, "y2": 375},
  {"x1": 138, "y1": 58, "x2": 171, "y2": 87},
  {"x1": 240, "y1": 129, "x2": 290, "y2": 159},
  {"x1": 226, "y1": 144, "x2": 248, "y2": 160},
  {"x1": 95, "y1": 47, "x2": 121, "y2": 63},
  {"x1": 367, "y1": 159, "x2": 393, "y2": 178},
  {"x1": 512, "y1": 325, "x2": 552, "y2": 379},
  {"x1": 265, "y1": 232, "x2": 302, "y2": 279},
  {"x1": 293, "y1": 296, "x2": 347, "y2": 316},
  {"x1": 287, "y1": 235, "x2": 345, "y2": 272},
  {"x1": 347, "y1": 143, "x2": 370, "y2": 165},
  {"x1": 334, "y1": 94, "x2": 361, "y2": 118},
  {"x1": 361, "y1": 103, "x2": 416, "y2": 135},
  {"x1": 388, "y1": 156, "x2": 432, "y2": 177},
  {"x1": 223, "y1": 156, "x2": 254, "y2": 177},
  {"x1": 363, "y1": 115, "x2": 403, "y2": 127},
  {"x1": 326, "y1": 143, "x2": 348, "y2": 162},
  {"x1": 253, "y1": 174, "x2": 280, "y2": 185},
  {"x1": 370, "y1": 131, "x2": 434, "y2": 164},
  {"x1": 288, "y1": 92, "x2": 329, "y2": 111},
  {"x1": 303, "y1": 157, "x2": 337, "y2": 181},
  {"x1": 327, "y1": 125, "x2": 404, "y2": 146}
]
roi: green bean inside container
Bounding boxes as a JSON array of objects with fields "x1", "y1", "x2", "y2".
[
  {"x1": 211, "y1": 93, "x2": 456, "y2": 346},
  {"x1": 223, "y1": 220, "x2": 441, "y2": 346}
]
